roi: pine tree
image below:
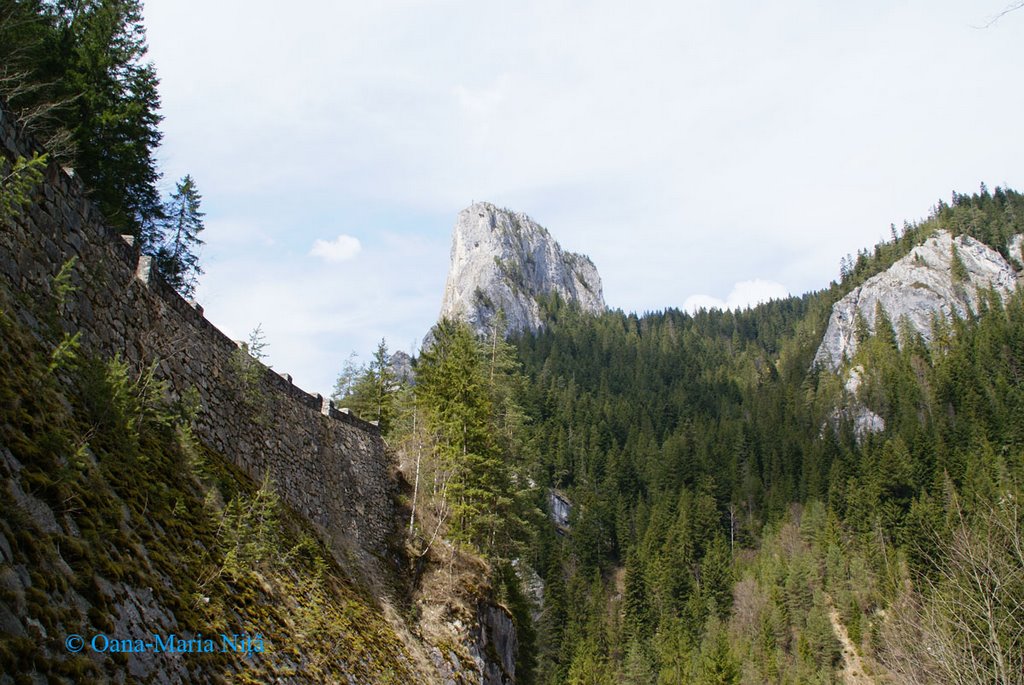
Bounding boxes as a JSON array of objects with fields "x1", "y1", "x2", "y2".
[
  {"x1": 537, "y1": 545, "x2": 569, "y2": 683},
  {"x1": 950, "y1": 243, "x2": 969, "y2": 283},
  {"x1": 416, "y1": 320, "x2": 508, "y2": 550},
  {"x1": 1, "y1": 1, "x2": 167, "y2": 242},
  {"x1": 155, "y1": 174, "x2": 204, "y2": 298},
  {"x1": 0, "y1": 153, "x2": 47, "y2": 221},
  {"x1": 52, "y1": 0, "x2": 165, "y2": 243},
  {"x1": 696, "y1": 621, "x2": 740, "y2": 685},
  {"x1": 623, "y1": 547, "x2": 652, "y2": 643},
  {"x1": 331, "y1": 352, "x2": 363, "y2": 404},
  {"x1": 0, "y1": 1, "x2": 76, "y2": 156},
  {"x1": 330, "y1": 341, "x2": 401, "y2": 433},
  {"x1": 621, "y1": 638, "x2": 657, "y2": 685},
  {"x1": 366, "y1": 338, "x2": 398, "y2": 433}
]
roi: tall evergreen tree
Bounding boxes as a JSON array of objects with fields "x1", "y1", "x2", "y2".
[
  {"x1": 622, "y1": 547, "x2": 652, "y2": 643},
  {"x1": 155, "y1": 174, "x2": 204, "y2": 298},
  {"x1": 365, "y1": 338, "x2": 398, "y2": 433},
  {"x1": 51, "y1": 0, "x2": 164, "y2": 243},
  {"x1": 416, "y1": 319, "x2": 521, "y2": 554},
  {"x1": 330, "y1": 341, "x2": 400, "y2": 434},
  {"x1": 0, "y1": 1, "x2": 74, "y2": 155}
]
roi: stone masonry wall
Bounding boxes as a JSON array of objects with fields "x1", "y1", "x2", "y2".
[{"x1": 0, "y1": 103, "x2": 394, "y2": 567}]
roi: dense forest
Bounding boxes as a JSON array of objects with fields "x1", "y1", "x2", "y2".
[
  {"x1": 339, "y1": 188, "x2": 1024, "y2": 684},
  {"x1": 506, "y1": 189, "x2": 1024, "y2": 684}
]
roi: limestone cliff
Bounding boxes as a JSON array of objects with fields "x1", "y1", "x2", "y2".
[
  {"x1": 440, "y1": 202, "x2": 605, "y2": 336},
  {"x1": 814, "y1": 230, "x2": 1023, "y2": 372},
  {"x1": 815, "y1": 230, "x2": 1023, "y2": 439}
]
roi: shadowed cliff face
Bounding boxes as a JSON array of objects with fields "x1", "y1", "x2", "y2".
[{"x1": 439, "y1": 202, "x2": 605, "y2": 337}]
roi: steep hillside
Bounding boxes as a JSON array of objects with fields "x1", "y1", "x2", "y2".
[
  {"x1": 440, "y1": 202, "x2": 605, "y2": 337},
  {"x1": 0, "y1": 272, "x2": 519, "y2": 684},
  {"x1": 0, "y1": 285, "x2": 417, "y2": 684}
]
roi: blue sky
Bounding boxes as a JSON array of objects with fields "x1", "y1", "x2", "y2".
[{"x1": 143, "y1": 0, "x2": 1024, "y2": 395}]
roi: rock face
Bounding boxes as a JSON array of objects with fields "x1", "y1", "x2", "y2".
[
  {"x1": 814, "y1": 230, "x2": 1023, "y2": 372},
  {"x1": 390, "y1": 350, "x2": 415, "y2": 385},
  {"x1": 839, "y1": 365, "x2": 887, "y2": 438},
  {"x1": 472, "y1": 601, "x2": 519, "y2": 685},
  {"x1": 549, "y1": 490, "x2": 572, "y2": 532},
  {"x1": 440, "y1": 202, "x2": 605, "y2": 336}
]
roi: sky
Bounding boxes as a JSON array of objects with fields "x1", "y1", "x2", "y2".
[{"x1": 142, "y1": 0, "x2": 1024, "y2": 396}]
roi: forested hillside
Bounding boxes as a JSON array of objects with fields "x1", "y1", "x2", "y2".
[
  {"x1": 506, "y1": 188, "x2": 1024, "y2": 684},
  {"x1": 341, "y1": 188, "x2": 1024, "y2": 684}
]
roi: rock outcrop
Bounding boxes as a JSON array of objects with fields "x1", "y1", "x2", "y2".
[
  {"x1": 838, "y1": 364, "x2": 887, "y2": 438},
  {"x1": 440, "y1": 202, "x2": 605, "y2": 337},
  {"x1": 814, "y1": 230, "x2": 1023, "y2": 372},
  {"x1": 390, "y1": 350, "x2": 414, "y2": 385},
  {"x1": 472, "y1": 601, "x2": 518, "y2": 685},
  {"x1": 549, "y1": 490, "x2": 572, "y2": 532}
]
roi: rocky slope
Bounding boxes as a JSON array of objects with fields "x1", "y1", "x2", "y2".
[
  {"x1": 440, "y1": 202, "x2": 605, "y2": 337},
  {"x1": 814, "y1": 230, "x2": 1023, "y2": 372}
]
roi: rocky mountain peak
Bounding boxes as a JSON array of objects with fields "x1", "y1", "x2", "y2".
[{"x1": 439, "y1": 202, "x2": 605, "y2": 337}]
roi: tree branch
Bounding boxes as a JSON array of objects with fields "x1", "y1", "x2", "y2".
[{"x1": 975, "y1": 1, "x2": 1024, "y2": 28}]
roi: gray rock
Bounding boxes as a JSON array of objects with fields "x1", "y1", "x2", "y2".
[
  {"x1": 440, "y1": 202, "x2": 605, "y2": 337},
  {"x1": 814, "y1": 231, "x2": 1022, "y2": 372},
  {"x1": 8, "y1": 479, "x2": 60, "y2": 534},
  {"x1": 1010, "y1": 234, "x2": 1024, "y2": 269},
  {"x1": 816, "y1": 231, "x2": 1022, "y2": 439},
  {"x1": 0, "y1": 603, "x2": 24, "y2": 637},
  {"x1": 389, "y1": 350, "x2": 414, "y2": 385},
  {"x1": 0, "y1": 567, "x2": 25, "y2": 613},
  {"x1": 471, "y1": 601, "x2": 517, "y2": 685},
  {"x1": 512, "y1": 558, "x2": 545, "y2": 623},
  {"x1": 840, "y1": 365, "x2": 886, "y2": 438},
  {"x1": 549, "y1": 490, "x2": 572, "y2": 530},
  {"x1": 0, "y1": 531, "x2": 11, "y2": 563},
  {"x1": 0, "y1": 446, "x2": 22, "y2": 475},
  {"x1": 24, "y1": 616, "x2": 46, "y2": 639},
  {"x1": 14, "y1": 565, "x2": 31, "y2": 590}
]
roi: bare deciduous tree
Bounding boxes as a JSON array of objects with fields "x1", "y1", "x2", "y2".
[{"x1": 880, "y1": 493, "x2": 1024, "y2": 684}]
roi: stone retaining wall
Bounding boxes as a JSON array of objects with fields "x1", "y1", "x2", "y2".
[{"x1": 0, "y1": 103, "x2": 394, "y2": 563}]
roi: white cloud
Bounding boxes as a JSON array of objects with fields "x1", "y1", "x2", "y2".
[
  {"x1": 454, "y1": 79, "x2": 509, "y2": 119},
  {"x1": 683, "y1": 279, "x2": 790, "y2": 313},
  {"x1": 309, "y1": 234, "x2": 362, "y2": 263}
]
